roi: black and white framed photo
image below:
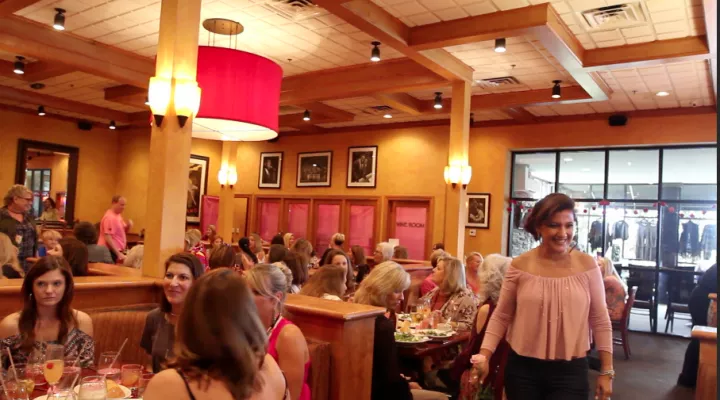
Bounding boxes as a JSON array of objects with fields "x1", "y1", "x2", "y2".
[
  {"x1": 347, "y1": 146, "x2": 378, "y2": 188},
  {"x1": 297, "y1": 151, "x2": 332, "y2": 187},
  {"x1": 258, "y1": 152, "x2": 283, "y2": 189},
  {"x1": 466, "y1": 193, "x2": 490, "y2": 229},
  {"x1": 188, "y1": 154, "x2": 209, "y2": 223}
]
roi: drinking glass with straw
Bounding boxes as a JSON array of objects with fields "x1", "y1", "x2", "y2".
[{"x1": 98, "y1": 339, "x2": 128, "y2": 382}]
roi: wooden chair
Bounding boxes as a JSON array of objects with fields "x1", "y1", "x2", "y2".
[{"x1": 613, "y1": 286, "x2": 637, "y2": 360}]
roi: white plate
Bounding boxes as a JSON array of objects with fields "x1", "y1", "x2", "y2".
[
  {"x1": 71, "y1": 383, "x2": 132, "y2": 398},
  {"x1": 415, "y1": 329, "x2": 456, "y2": 338}
]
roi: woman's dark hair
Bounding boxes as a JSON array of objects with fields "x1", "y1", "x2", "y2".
[
  {"x1": 44, "y1": 198, "x2": 56, "y2": 209},
  {"x1": 350, "y1": 245, "x2": 366, "y2": 266},
  {"x1": 238, "y1": 238, "x2": 258, "y2": 264},
  {"x1": 322, "y1": 249, "x2": 356, "y2": 293},
  {"x1": 19, "y1": 256, "x2": 76, "y2": 352},
  {"x1": 268, "y1": 244, "x2": 287, "y2": 264},
  {"x1": 393, "y1": 245, "x2": 409, "y2": 259},
  {"x1": 168, "y1": 268, "x2": 266, "y2": 399},
  {"x1": 161, "y1": 253, "x2": 205, "y2": 313},
  {"x1": 432, "y1": 243, "x2": 445, "y2": 251},
  {"x1": 209, "y1": 244, "x2": 235, "y2": 270},
  {"x1": 59, "y1": 238, "x2": 88, "y2": 277},
  {"x1": 73, "y1": 222, "x2": 98, "y2": 245},
  {"x1": 284, "y1": 251, "x2": 308, "y2": 286},
  {"x1": 523, "y1": 193, "x2": 576, "y2": 241},
  {"x1": 270, "y1": 234, "x2": 285, "y2": 246},
  {"x1": 299, "y1": 265, "x2": 347, "y2": 298}
]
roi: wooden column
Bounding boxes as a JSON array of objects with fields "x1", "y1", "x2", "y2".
[
  {"x1": 217, "y1": 141, "x2": 238, "y2": 242},
  {"x1": 693, "y1": 325, "x2": 717, "y2": 400},
  {"x1": 143, "y1": 0, "x2": 202, "y2": 278},
  {"x1": 443, "y1": 80, "x2": 471, "y2": 257}
]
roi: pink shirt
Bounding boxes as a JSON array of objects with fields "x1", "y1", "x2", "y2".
[
  {"x1": 419, "y1": 275, "x2": 437, "y2": 297},
  {"x1": 268, "y1": 317, "x2": 311, "y2": 400},
  {"x1": 481, "y1": 266, "x2": 612, "y2": 361},
  {"x1": 97, "y1": 209, "x2": 127, "y2": 251}
]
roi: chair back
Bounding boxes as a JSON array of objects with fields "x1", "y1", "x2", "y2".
[{"x1": 622, "y1": 286, "x2": 638, "y2": 327}]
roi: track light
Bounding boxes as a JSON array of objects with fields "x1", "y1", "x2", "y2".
[
  {"x1": 37, "y1": 106, "x2": 46, "y2": 116},
  {"x1": 551, "y1": 80, "x2": 561, "y2": 99},
  {"x1": 383, "y1": 112, "x2": 392, "y2": 119},
  {"x1": 109, "y1": 120, "x2": 116, "y2": 130},
  {"x1": 433, "y1": 92, "x2": 443, "y2": 109},
  {"x1": 53, "y1": 8, "x2": 66, "y2": 31},
  {"x1": 303, "y1": 109, "x2": 311, "y2": 121},
  {"x1": 13, "y1": 56, "x2": 24, "y2": 75},
  {"x1": 494, "y1": 38, "x2": 506, "y2": 53},
  {"x1": 370, "y1": 41, "x2": 381, "y2": 62}
]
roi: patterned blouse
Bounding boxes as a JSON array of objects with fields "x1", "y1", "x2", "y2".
[
  {"x1": 419, "y1": 287, "x2": 479, "y2": 331},
  {"x1": 188, "y1": 244, "x2": 208, "y2": 271},
  {"x1": 1, "y1": 328, "x2": 95, "y2": 368},
  {"x1": 603, "y1": 276, "x2": 626, "y2": 321}
]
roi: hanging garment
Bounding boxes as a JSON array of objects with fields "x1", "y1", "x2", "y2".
[
  {"x1": 613, "y1": 220, "x2": 629, "y2": 241},
  {"x1": 679, "y1": 221, "x2": 701, "y2": 258},
  {"x1": 661, "y1": 209, "x2": 680, "y2": 254},
  {"x1": 588, "y1": 220, "x2": 604, "y2": 250},
  {"x1": 700, "y1": 224, "x2": 717, "y2": 260},
  {"x1": 635, "y1": 221, "x2": 658, "y2": 261}
]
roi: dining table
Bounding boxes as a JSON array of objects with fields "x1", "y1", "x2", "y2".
[{"x1": 396, "y1": 330, "x2": 471, "y2": 386}]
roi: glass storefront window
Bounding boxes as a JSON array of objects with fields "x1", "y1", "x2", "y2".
[
  {"x1": 573, "y1": 201, "x2": 606, "y2": 255},
  {"x1": 512, "y1": 153, "x2": 555, "y2": 199},
  {"x1": 509, "y1": 201, "x2": 539, "y2": 257},
  {"x1": 604, "y1": 202, "x2": 659, "y2": 263},
  {"x1": 558, "y1": 151, "x2": 605, "y2": 199},
  {"x1": 608, "y1": 149, "x2": 659, "y2": 200},
  {"x1": 662, "y1": 147, "x2": 717, "y2": 201}
]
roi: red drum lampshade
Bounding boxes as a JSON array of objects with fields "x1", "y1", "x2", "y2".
[{"x1": 194, "y1": 45, "x2": 282, "y2": 141}]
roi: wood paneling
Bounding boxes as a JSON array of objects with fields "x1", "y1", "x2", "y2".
[
  {"x1": 693, "y1": 326, "x2": 717, "y2": 400},
  {"x1": 583, "y1": 37, "x2": 711, "y2": 71}
]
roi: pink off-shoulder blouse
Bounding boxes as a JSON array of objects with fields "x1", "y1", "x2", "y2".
[{"x1": 480, "y1": 265, "x2": 613, "y2": 361}]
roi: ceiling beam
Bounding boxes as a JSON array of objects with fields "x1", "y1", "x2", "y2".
[
  {"x1": 503, "y1": 107, "x2": 536, "y2": 122},
  {"x1": 0, "y1": 103, "x2": 113, "y2": 128},
  {"x1": 294, "y1": 102, "x2": 355, "y2": 121},
  {"x1": 313, "y1": 0, "x2": 473, "y2": 82},
  {"x1": 470, "y1": 86, "x2": 590, "y2": 109},
  {"x1": 0, "y1": 60, "x2": 75, "y2": 82},
  {"x1": 0, "y1": 85, "x2": 131, "y2": 123},
  {"x1": 374, "y1": 93, "x2": 423, "y2": 115},
  {"x1": 0, "y1": 0, "x2": 40, "y2": 16},
  {"x1": 279, "y1": 102, "x2": 355, "y2": 128},
  {"x1": 582, "y1": 36, "x2": 711, "y2": 71},
  {"x1": 0, "y1": 16, "x2": 154, "y2": 88},
  {"x1": 104, "y1": 85, "x2": 147, "y2": 108}
]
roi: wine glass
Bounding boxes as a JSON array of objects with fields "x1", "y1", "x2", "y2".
[
  {"x1": 97, "y1": 352, "x2": 120, "y2": 382},
  {"x1": 77, "y1": 376, "x2": 107, "y2": 400},
  {"x1": 27, "y1": 350, "x2": 46, "y2": 388},
  {"x1": 43, "y1": 344, "x2": 65, "y2": 395}
]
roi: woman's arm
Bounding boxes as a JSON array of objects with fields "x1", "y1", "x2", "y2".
[
  {"x1": 480, "y1": 268, "x2": 519, "y2": 357},
  {"x1": 475, "y1": 304, "x2": 490, "y2": 334},
  {"x1": 588, "y1": 267, "x2": 614, "y2": 357},
  {"x1": 275, "y1": 325, "x2": 310, "y2": 400},
  {"x1": 75, "y1": 311, "x2": 94, "y2": 337}
]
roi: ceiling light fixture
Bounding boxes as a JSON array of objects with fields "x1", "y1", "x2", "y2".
[
  {"x1": 551, "y1": 80, "x2": 561, "y2": 99},
  {"x1": 37, "y1": 106, "x2": 45, "y2": 116},
  {"x1": 433, "y1": 92, "x2": 443, "y2": 109},
  {"x1": 370, "y1": 41, "x2": 381, "y2": 62},
  {"x1": 13, "y1": 56, "x2": 25, "y2": 75},
  {"x1": 656, "y1": 91, "x2": 670, "y2": 97},
  {"x1": 494, "y1": 38, "x2": 506, "y2": 53},
  {"x1": 303, "y1": 109, "x2": 311, "y2": 121},
  {"x1": 383, "y1": 112, "x2": 392, "y2": 119},
  {"x1": 564, "y1": 157, "x2": 573, "y2": 162},
  {"x1": 53, "y1": 8, "x2": 66, "y2": 31},
  {"x1": 109, "y1": 120, "x2": 116, "y2": 130}
]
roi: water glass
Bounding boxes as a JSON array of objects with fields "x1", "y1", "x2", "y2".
[
  {"x1": 10, "y1": 365, "x2": 35, "y2": 394},
  {"x1": 63, "y1": 356, "x2": 81, "y2": 376},
  {"x1": 4, "y1": 379, "x2": 30, "y2": 400},
  {"x1": 137, "y1": 373, "x2": 154, "y2": 398},
  {"x1": 120, "y1": 364, "x2": 142, "y2": 397},
  {"x1": 97, "y1": 352, "x2": 120, "y2": 382},
  {"x1": 77, "y1": 376, "x2": 107, "y2": 400}
]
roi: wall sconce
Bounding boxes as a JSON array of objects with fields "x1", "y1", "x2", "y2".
[
  {"x1": 218, "y1": 168, "x2": 228, "y2": 188},
  {"x1": 218, "y1": 167, "x2": 238, "y2": 188},
  {"x1": 444, "y1": 165, "x2": 472, "y2": 189},
  {"x1": 148, "y1": 76, "x2": 171, "y2": 127},
  {"x1": 174, "y1": 80, "x2": 201, "y2": 128},
  {"x1": 460, "y1": 165, "x2": 472, "y2": 189},
  {"x1": 227, "y1": 168, "x2": 238, "y2": 188}
]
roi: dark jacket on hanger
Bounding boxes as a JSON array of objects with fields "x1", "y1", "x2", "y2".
[
  {"x1": 679, "y1": 221, "x2": 701, "y2": 258},
  {"x1": 700, "y1": 224, "x2": 717, "y2": 260},
  {"x1": 612, "y1": 220, "x2": 629, "y2": 241}
]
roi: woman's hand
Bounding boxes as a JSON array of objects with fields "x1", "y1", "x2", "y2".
[
  {"x1": 408, "y1": 382, "x2": 422, "y2": 390},
  {"x1": 595, "y1": 375, "x2": 613, "y2": 400}
]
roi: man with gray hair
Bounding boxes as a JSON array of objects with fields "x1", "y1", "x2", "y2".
[
  {"x1": 98, "y1": 195, "x2": 133, "y2": 263},
  {"x1": 373, "y1": 242, "x2": 394, "y2": 266}
]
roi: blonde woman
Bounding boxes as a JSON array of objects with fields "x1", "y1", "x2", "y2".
[
  {"x1": 0, "y1": 233, "x2": 23, "y2": 278},
  {"x1": 249, "y1": 233, "x2": 266, "y2": 263},
  {"x1": 465, "y1": 252, "x2": 484, "y2": 295},
  {"x1": 246, "y1": 264, "x2": 311, "y2": 400},
  {"x1": 598, "y1": 256, "x2": 626, "y2": 321},
  {"x1": 184, "y1": 229, "x2": 208, "y2": 270},
  {"x1": 418, "y1": 256, "x2": 478, "y2": 331},
  {"x1": 353, "y1": 262, "x2": 446, "y2": 400},
  {"x1": 320, "y1": 233, "x2": 345, "y2": 264},
  {"x1": 283, "y1": 232, "x2": 295, "y2": 249}
]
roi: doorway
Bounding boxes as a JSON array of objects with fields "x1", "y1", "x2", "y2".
[{"x1": 387, "y1": 199, "x2": 432, "y2": 260}]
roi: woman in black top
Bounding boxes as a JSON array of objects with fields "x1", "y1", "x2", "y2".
[{"x1": 350, "y1": 245, "x2": 370, "y2": 284}]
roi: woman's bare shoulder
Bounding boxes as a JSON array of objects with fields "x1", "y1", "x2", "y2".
[
  {"x1": 0, "y1": 312, "x2": 20, "y2": 338},
  {"x1": 571, "y1": 251, "x2": 598, "y2": 272},
  {"x1": 509, "y1": 250, "x2": 535, "y2": 272}
]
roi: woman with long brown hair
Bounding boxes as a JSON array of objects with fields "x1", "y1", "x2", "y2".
[
  {"x1": 0, "y1": 256, "x2": 94, "y2": 366},
  {"x1": 350, "y1": 245, "x2": 369, "y2": 284},
  {"x1": 142, "y1": 268, "x2": 289, "y2": 400},
  {"x1": 321, "y1": 249, "x2": 356, "y2": 295},
  {"x1": 299, "y1": 265, "x2": 347, "y2": 301},
  {"x1": 59, "y1": 237, "x2": 89, "y2": 277}
]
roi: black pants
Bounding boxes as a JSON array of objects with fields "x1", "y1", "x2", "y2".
[
  {"x1": 504, "y1": 349, "x2": 589, "y2": 400},
  {"x1": 678, "y1": 288, "x2": 711, "y2": 387}
]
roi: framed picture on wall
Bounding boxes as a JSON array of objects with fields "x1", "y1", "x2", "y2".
[
  {"x1": 347, "y1": 146, "x2": 378, "y2": 188},
  {"x1": 258, "y1": 152, "x2": 283, "y2": 189},
  {"x1": 187, "y1": 154, "x2": 209, "y2": 223},
  {"x1": 297, "y1": 151, "x2": 332, "y2": 187},
  {"x1": 466, "y1": 193, "x2": 490, "y2": 229}
]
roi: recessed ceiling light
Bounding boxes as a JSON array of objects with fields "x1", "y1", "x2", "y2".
[
  {"x1": 656, "y1": 91, "x2": 670, "y2": 97},
  {"x1": 383, "y1": 113, "x2": 392, "y2": 119},
  {"x1": 627, "y1": 161, "x2": 632, "y2": 166},
  {"x1": 37, "y1": 106, "x2": 45, "y2": 116},
  {"x1": 494, "y1": 38, "x2": 506, "y2": 53},
  {"x1": 563, "y1": 157, "x2": 573, "y2": 162}
]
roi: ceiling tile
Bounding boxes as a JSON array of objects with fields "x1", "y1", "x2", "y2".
[
  {"x1": 651, "y1": 8, "x2": 687, "y2": 23},
  {"x1": 462, "y1": 1, "x2": 498, "y2": 15},
  {"x1": 654, "y1": 20, "x2": 688, "y2": 33},
  {"x1": 490, "y1": 0, "x2": 530, "y2": 10},
  {"x1": 568, "y1": 0, "x2": 607, "y2": 12},
  {"x1": 391, "y1": 1, "x2": 429, "y2": 16},
  {"x1": 433, "y1": 7, "x2": 470, "y2": 20},
  {"x1": 408, "y1": 12, "x2": 443, "y2": 24},
  {"x1": 620, "y1": 25, "x2": 655, "y2": 38},
  {"x1": 419, "y1": 0, "x2": 458, "y2": 10},
  {"x1": 589, "y1": 29, "x2": 623, "y2": 42}
]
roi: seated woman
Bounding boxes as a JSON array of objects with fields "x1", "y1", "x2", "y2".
[
  {"x1": 141, "y1": 253, "x2": 204, "y2": 373},
  {"x1": 268, "y1": 244, "x2": 288, "y2": 266},
  {"x1": 246, "y1": 264, "x2": 311, "y2": 400},
  {"x1": 283, "y1": 232, "x2": 295, "y2": 249},
  {"x1": 210, "y1": 236, "x2": 224, "y2": 255},
  {"x1": 420, "y1": 250, "x2": 448, "y2": 297},
  {"x1": 353, "y1": 262, "x2": 446, "y2": 400},
  {"x1": 184, "y1": 229, "x2": 207, "y2": 270},
  {"x1": 59, "y1": 237, "x2": 88, "y2": 277},
  {"x1": 270, "y1": 234, "x2": 285, "y2": 246},
  {"x1": 299, "y1": 265, "x2": 347, "y2": 301},
  {"x1": 598, "y1": 257, "x2": 626, "y2": 321},
  {"x1": 208, "y1": 244, "x2": 235, "y2": 271},
  {"x1": 291, "y1": 239, "x2": 313, "y2": 269},
  {"x1": 39, "y1": 198, "x2": 60, "y2": 222},
  {"x1": 464, "y1": 252, "x2": 484, "y2": 295},
  {"x1": 284, "y1": 251, "x2": 308, "y2": 294},
  {"x1": 393, "y1": 245, "x2": 409, "y2": 260},
  {"x1": 142, "y1": 268, "x2": 289, "y2": 400},
  {"x1": 0, "y1": 256, "x2": 94, "y2": 366},
  {"x1": 350, "y1": 245, "x2": 369, "y2": 284},
  {"x1": 319, "y1": 233, "x2": 345, "y2": 266},
  {"x1": 73, "y1": 222, "x2": 112, "y2": 264},
  {"x1": 0, "y1": 232, "x2": 24, "y2": 279},
  {"x1": 236, "y1": 237, "x2": 259, "y2": 271},
  {"x1": 321, "y1": 249, "x2": 356, "y2": 296},
  {"x1": 201, "y1": 224, "x2": 217, "y2": 242},
  {"x1": 418, "y1": 255, "x2": 478, "y2": 331},
  {"x1": 38, "y1": 229, "x2": 62, "y2": 257},
  {"x1": 249, "y1": 233, "x2": 266, "y2": 263},
  {"x1": 450, "y1": 254, "x2": 512, "y2": 400},
  {"x1": 124, "y1": 244, "x2": 144, "y2": 269}
]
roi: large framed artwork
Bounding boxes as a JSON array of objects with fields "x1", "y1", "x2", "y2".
[
  {"x1": 258, "y1": 152, "x2": 283, "y2": 189},
  {"x1": 297, "y1": 151, "x2": 332, "y2": 187},
  {"x1": 347, "y1": 146, "x2": 378, "y2": 188},
  {"x1": 466, "y1": 193, "x2": 490, "y2": 229},
  {"x1": 187, "y1": 154, "x2": 209, "y2": 223}
]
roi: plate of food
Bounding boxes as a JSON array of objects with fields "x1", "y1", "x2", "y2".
[
  {"x1": 394, "y1": 332, "x2": 431, "y2": 345},
  {"x1": 397, "y1": 313, "x2": 412, "y2": 321},
  {"x1": 416, "y1": 329, "x2": 456, "y2": 339},
  {"x1": 72, "y1": 379, "x2": 131, "y2": 398}
]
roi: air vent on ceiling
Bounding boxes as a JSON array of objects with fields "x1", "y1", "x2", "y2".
[
  {"x1": 363, "y1": 105, "x2": 393, "y2": 116},
  {"x1": 264, "y1": 0, "x2": 324, "y2": 21},
  {"x1": 581, "y1": 3, "x2": 647, "y2": 31},
  {"x1": 475, "y1": 76, "x2": 520, "y2": 88}
]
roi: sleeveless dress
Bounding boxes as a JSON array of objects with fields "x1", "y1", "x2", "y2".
[{"x1": 267, "y1": 317, "x2": 311, "y2": 400}]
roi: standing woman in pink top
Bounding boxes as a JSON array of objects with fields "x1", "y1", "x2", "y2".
[{"x1": 477, "y1": 193, "x2": 614, "y2": 400}]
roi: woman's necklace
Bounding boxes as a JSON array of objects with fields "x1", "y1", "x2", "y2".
[{"x1": 267, "y1": 314, "x2": 281, "y2": 336}]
